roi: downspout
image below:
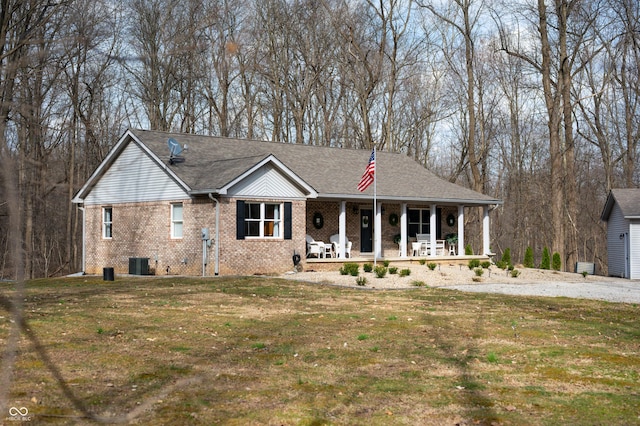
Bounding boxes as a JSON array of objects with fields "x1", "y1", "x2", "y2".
[
  {"x1": 79, "y1": 206, "x2": 85, "y2": 274},
  {"x1": 208, "y1": 193, "x2": 220, "y2": 276}
]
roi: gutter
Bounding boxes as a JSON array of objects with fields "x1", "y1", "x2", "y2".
[{"x1": 208, "y1": 193, "x2": 220, "y2": 276}]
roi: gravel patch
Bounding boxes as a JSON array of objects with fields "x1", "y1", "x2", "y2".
[
  {"x1": 282, "y1": 264, "x2": 640, "y2": 304},
  {"x1": 445, "y1": 280, "x2": 640, "y2": 304}
]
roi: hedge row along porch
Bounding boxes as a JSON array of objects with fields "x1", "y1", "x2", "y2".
[{"x1": 72, "y1": 129, "x2": 502, "y2": 276}]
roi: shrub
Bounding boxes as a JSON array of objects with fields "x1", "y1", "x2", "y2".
[
  {"x1": 418, "y1": 259, "x2": 427, "y2": 265},
  {"x1": 465, "y1": 244, "x2": 473, "y2": 255},
  {"x1": 383, "y1": 260, "x2": 390, "y2": 267},
  {"x1": 540, "y1": 247, "x2": 551, "y2": 270},
  {"x1": 581, "y1": 270, "x2": 588, "y2": 278},
  {"x1": 468, "y1": 259, "x2": 480, "y2": 270},
  {"x1": 356, "y1": 276, "x2": 367, "y2": 286},
  {"x1": 523, "y1": 246, "x2": 534, "y2": 268},
  {"x1": 340, "y1": 262, "x2": 359, "y2": 276},
  {"x1": 495, "y1": 260, "x2": 507, "y2": 270},
  {"x1": 501, "y1": 248, "x2": 512, "y2": 267},
  {"x1": 552, "y1": 252, "x2": 561, "y2": 271},
  {"x1": 481, "y1": 261, "x2": 491, "y2": 269},
  {"x1": 399, "y1": 268, "x2": 411, "y2": 277},
  {"x1": 474, "y1": 267, "x2": 484, "y2": 277},
  {"x1": 374, "y1": 266, "x2": 387, "y2": 278},
  {"x1": 411, "y1": 280, "x2": 426, "y2": 287},
  {"x1": 388, "y1": 266, "x2": 398, "y2": 274},
  {"x1": 510, "y1": 269, "x2": 521, "y2": 278},
  {"x1": 427, "y1": 262, "x2": 437, "y2": 270},
  {"x1": 363, "y1": 263, "x2": 373, "y2": 273}
]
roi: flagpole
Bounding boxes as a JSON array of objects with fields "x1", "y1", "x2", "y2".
[{"x1": 373, "y1": 145, "x2": 377, "y2": 267}]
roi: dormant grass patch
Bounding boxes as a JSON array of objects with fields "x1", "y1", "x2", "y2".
[{"x1": 1, "y1": 276, "x2": 639, "y2": 425}]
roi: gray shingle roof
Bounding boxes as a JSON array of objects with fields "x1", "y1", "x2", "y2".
[
  {"x1": 131, "y1": 129, "x2": 501, "y2": 205},
  {"x1": 601, "y1": 188, "x2": 640, "y2": 220}
]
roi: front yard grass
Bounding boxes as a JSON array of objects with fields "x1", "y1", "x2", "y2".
[{"x1": 1, "y1": 276, "x2": 639, "y2": 425}]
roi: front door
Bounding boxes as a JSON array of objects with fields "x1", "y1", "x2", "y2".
[{"x1": 360, "y1": 209, "x2": 373, "y2": 253}]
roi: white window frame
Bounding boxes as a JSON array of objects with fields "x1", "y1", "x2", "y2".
[
  {"x1": 102, "y1": 207, "x2": 113, "y2": 239},
  {"x1": 244, "y1": 202, "x2": 282, "y2": 239},
  {"x1": 171, "y1": 203, "x2": 183, "y2": 239}
]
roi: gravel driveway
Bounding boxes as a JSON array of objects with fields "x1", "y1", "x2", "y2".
[{"x1": 442, "y1": 279, "x2": 640, "y2": 304}]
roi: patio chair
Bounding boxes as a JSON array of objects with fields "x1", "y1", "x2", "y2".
[
  {"x1": 306, "y1": 234, "x2": 325, "y2": 258},
  {"x1": 329, "y1": 234, "x2": 351, "y2": 258}
]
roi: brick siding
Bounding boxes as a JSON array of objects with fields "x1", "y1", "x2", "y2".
[
  {"x1": 85, "y1": 197, "x2": 306, "y2": 276},
  {"x1": 85, "y1": 198, "x2": 455, "y2": 276}
]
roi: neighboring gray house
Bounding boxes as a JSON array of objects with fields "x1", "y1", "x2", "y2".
[
  {"x1": 72, "y1": 129, "x2": 502, "y2": 276},
  {"x1": 601, "y1": 189, "x2": 640, "y2": 279}
]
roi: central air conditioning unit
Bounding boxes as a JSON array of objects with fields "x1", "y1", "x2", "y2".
[{"x1": 129, "y1": 257, "x2": 149, "y2": 275}]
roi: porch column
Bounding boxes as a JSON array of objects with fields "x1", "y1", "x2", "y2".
[
  {"x1": 457, "y1": 205, "x2": 464, "y2": 256},
  {"x1": 429, "y1": 203, "x2": 437, "y2": 257},
  {"x1": 400, "y1": 203, "x2": 407, "y2": 258},
  {"x1": 339, "y1": 201, "x2": 347, "y2": 258},
  {"x1": 375, "y1": 201, "x2": 382, "y2": 259},
  {"x1": 483, "y1": 205, "x2": 491, "y2": 255}
]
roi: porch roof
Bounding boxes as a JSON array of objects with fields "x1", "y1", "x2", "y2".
[{"x1": 129, "y1": 129, "x2": 502, "y2": 206}]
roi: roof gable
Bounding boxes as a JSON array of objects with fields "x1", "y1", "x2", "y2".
[
  {"x1": 223, "y1": 155, "x2": 317, "y2": 198},
  {"x1": 601, "y1": 189, "x2": 640, "y2": 221},
  {"x1": 73, "y1": 131, "x2": 190, "y2": 204}
]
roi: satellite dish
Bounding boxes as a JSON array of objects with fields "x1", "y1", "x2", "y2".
[
  {"x1": 167, "y1": 138, "x2": 185, "y2": 164},
  {"x1": 167, "y1": 138, "x2": 183, "y2": 157}
]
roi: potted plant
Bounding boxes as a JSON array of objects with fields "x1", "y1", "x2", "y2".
[{"x1": 445, "y1": 233, "x2": 458, "y2": 245}]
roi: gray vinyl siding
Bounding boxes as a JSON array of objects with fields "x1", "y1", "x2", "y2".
[
  {"x1": 606, "y1": 203, "x2": 627, "y2": 277},
  {"x1": 84, "y1": 142, "x2": 188, "y2": 205},
  {"x1": 227, "y1": 163, "x2": 306, "y2": 199}
]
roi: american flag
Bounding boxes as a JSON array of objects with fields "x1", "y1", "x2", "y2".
[{"x1": 357, "y1": 148, "x2": 375, "y2": 192}]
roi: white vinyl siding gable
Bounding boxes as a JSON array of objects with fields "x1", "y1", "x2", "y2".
[
  {"x1": 227, "y1": 163, "x2": 306, "y2": 199},
  {"x1": 84, "y1": 142, "x2": 188, "y2": 205}
]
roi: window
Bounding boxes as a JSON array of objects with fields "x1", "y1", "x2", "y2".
[
  {"x1": 103, "y1": 207, "x2": 113, "y2": 239},
  {"x1": 171, "y1": 203, "x2": 183, "y2": 238},
  {"x1": 244, "y1": 202, "x2": 281, "y2": 238},
  {"x1": 408, "y1": 208, "x2": 441, "y2": 238}
]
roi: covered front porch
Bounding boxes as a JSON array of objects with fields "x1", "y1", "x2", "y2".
[{"x1": 303, "y1": 199, "x2": 496, "y2": 265}]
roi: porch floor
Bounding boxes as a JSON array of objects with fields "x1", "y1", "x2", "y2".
[{"x1": 305, "y1": 254, "x2": 492, "y2": 270}]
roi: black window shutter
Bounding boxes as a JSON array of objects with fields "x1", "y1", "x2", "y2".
[
  {"x1": 284, "y1": 202, "x2": 292, "y2": 240},
  {"x1": 236, "y1": 200, "x2": 245, "y2": 240}
]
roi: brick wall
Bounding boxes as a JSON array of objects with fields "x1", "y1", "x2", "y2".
[
  {"x1": 85, "y1": 199, "x2": 214, "y2": 276},
  {"x1": 84, "y1": 198, "x2": 457, "y2": 276},
  {"x1": 305, "y1": 201, "x2": 456, "y2": 257},
  {"x1": 217, "y1": 198, "x2": 306, "y2": 275},
  {"x1": 85, "y1": 197, "x2": 306, "y2": 276}
]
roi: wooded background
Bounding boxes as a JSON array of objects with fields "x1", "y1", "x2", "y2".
[{"x1": 0, "y1": 0, "x2": 638, "y2": 279}]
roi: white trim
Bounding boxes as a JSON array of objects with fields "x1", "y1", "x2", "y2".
[
  {"x1": 429, "y1": 204, "x2": 437, "y2": 258},
  {"x1": 338, "y1": 201, "x2": 347, "y2": 258},
  {"x1": 242, "y1": 201, "x2": 284, "y2": 239},
  {"x1": 102, "y1": 206, "x2": 113, "y2": 239},
  {"x1": 399, "y1": 203, "x2": 407, "y2": 258},
  {"x1": 483, "y1": 206, "x2": 491, "y2": 255},
  {"x1": 171, "y1": 203, "x2": 184, "y2": 239},
  {"x1": 457, "y1": 205, "x2": 465, "y2": 256},
  {"x1": 375, "y1": 202, "x2": 382, "y2": 259}
]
